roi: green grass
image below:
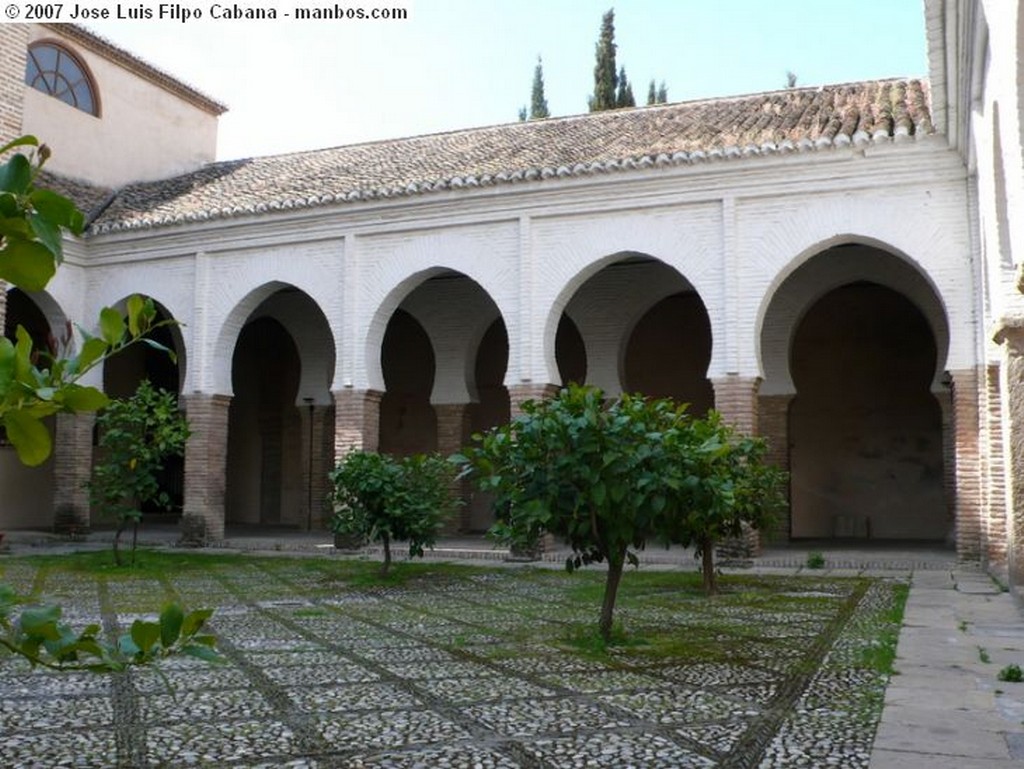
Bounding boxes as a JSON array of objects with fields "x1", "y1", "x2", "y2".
[{"x1": 858, "y1": 582, "x2": 909, "y2": 675}]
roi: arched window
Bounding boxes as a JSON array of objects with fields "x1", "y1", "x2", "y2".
[{"x1": 24, "y1": 42, "x2": 99, "y2": 116}]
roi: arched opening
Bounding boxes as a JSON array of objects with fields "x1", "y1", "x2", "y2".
[
  {"x1": 101, "y1": 300, "x2": 184, "y2": 517},
  {"x1": 379, "y1": 309, "x2": 437, "y2": 456},
  {"x1": 624, "y1": 292, "x2": 714, "y2": 412},
  {"x1": 556, "y1": 255, "x2": 711, "y2": 405},
  {"x1": 1, "y1": 289, "x2": 58, "y2": 528},
  {"x1": 466, "y1": 318, "x2": 511, "y2": 531},
  {"x1": 789, "y1": 281, "x2": 946, "y2": 540},
  {"x1": 225, "y1": 286, "x2": 334, "y2": 529},
  {"x1": 228, "y1": 318, "x2": 302, "y2": 525}
]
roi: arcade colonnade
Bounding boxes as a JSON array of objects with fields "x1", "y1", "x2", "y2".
[{"x1": 0, "y1": 147, "x2": 996, "y2": 564}]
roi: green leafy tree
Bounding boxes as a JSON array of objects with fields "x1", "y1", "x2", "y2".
[
  {"x1": 89, "y1": 380, "x2": 191, "y2": 566},
  {"x1": 668, "y1": 413, "x2": 785, "y2": 595},
  {"x1": 456, "y1": 384, "x2": 694, "y2": 640},
  {"x1": 588, "y1": 8, "x2": 618, "y2": 111},
  {"x1": 328, "y1": 452, "x2": 457, "y2": 576},
  {"x1": 530, "y1": 56, "x2": 550, "y2": 119},
  {"x1": 0, "y1": 135, "x2": 220, "y2": 671},
  {"x1": 616, "y1": 66, "x2": 635, "y2": 108}
]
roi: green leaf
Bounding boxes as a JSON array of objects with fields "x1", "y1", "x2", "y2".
[
  {"x1": 180, "y1": 608, "x2": 214, "y2": 638},
  {"x1": 0, "y1": 135, "x2": 38, "y2": 155},
  {"x1": 126, "y1": 295, "x2": 144, "y2": 338},
  {"x1": 99, "y1": 307, "x2": 126, "y2": 346},
  {"x1": 4, "y1": 409, "x2": 52, "y2": 466},
  {"x1": 0, "y1": 239, "x2": 57, "y2": 291},
  {"x1": 60, "y1": 385, "x2": 109, "y2": 412},
  {"x1": 130, "y1": 619, "x2": 161, "y2": 655},
  {"x1": 0, "y1": 153, "x2": 32, "y2": 195},
  {"x1": 28, "y1": 212, "x2": 63, "y2": 260},
  {"x1": 29, "y1": 188, "x2": 84, "y2": 236},
  {"x1": 159, "y1": 604, "x2": 184, "y2": 648},
  {"x1": 18, "y1": 604, "x2": 62, "y2": 640},
  {"x1": 75, "y1": 337, "x2": 110, "y2": 373},
  {"x1": 0, "y1": 337, "x2": 15, "y2": 395}
]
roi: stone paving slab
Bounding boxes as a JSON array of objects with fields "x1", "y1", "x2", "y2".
[{"x1": 868, "y1": 567, "x2": 1024, "y2": 769}]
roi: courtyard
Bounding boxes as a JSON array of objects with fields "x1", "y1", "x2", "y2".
[{"x1": 0, "y1": 547, "x2": 915, "y2": 768}]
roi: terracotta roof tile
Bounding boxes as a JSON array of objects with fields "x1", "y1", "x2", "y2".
[{"x1": 91, "y1": 79, "x2": 933, "y2": 234}]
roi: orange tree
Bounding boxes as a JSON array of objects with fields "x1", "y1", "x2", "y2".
[{"x1": 456, "y1": 384, "x2": 785, "y2": 639}]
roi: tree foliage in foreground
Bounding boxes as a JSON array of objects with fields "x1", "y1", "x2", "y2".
[
  {"x1": 0, "y1": 135, "x2": 220, "y2": 671},
  {"x1": 89, "y1": 380, "x2": 191, "y2": 566},
  {"x1": 456, "y1": 384, "x2": 785, "y2": 639},
  {"x1": 328, "y1": 451, "x2": 458, "y2": 576},
  {"x1": 0, "y1": 136, "x2": 176, "y2": 466},
  {"x1": 0, "y1": 588, "x2": 220, "y2": 672}
]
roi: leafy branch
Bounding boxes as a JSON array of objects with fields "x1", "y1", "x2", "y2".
[{"x1": 0, "y1": 585, "x2": 221, "y2": 672}]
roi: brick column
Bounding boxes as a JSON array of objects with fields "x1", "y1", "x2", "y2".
[
  {"x1": 758, "y1": 393, "x2": 793, "y2": 541},
  {"x1": 994, "y1": 318, "x2": 1024, "y2": 586},
  {"x1": 0, "y1": 284, "x2": 6, "y2": 336},
  {"x1": 300, "y1": 404, "x2": 333, "y2": 530},
  {"x1": 711, "y1": 376, "x2": 761, "y2": 435},
  {"x1": 948, "y1": 368, "x2": 983, "y2": 563},
  {"x1": 52, "y1": 412, "x2": 95, "y2": 528},
  {"x1": 982, "y1": 364, "x2": 1008, "y2": 566},
  {"x1": 711, "y1": 375, "x2": 763, "y2": 558},
  {"x1": 435, "y1": 403, "x2": 473, "y2": 532},
  {"x1": 181, "y1": 393, "x2": 231, "y2": 542},
  {"x1": 332, "y1": 389, "x2": 382, "y2": 456},
  {"x1": 507, "y1": 383, "x2": 560, "y2": 418},
  {"x1": 936, "y1": 387, "x2": 956, "y2": 544}
]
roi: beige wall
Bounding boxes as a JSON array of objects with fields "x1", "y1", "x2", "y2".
[{"x1": 21, "y1": 26, "x2": 218, "y2": 186}]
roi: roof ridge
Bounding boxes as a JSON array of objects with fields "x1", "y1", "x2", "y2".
[{"x1": 217, "y1": 77, "x2": 928, "y2": 164}]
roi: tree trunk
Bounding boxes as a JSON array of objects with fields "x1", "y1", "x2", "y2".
[
  {"x1": 599, "y1": 555, "x2": 625, "y2": 641},
  {"x1": 701, "y1": 537, "x2": 717, "y2": 596},
  {"x1": 113, "y1": 520, "x2": 126, "y2": 567},
  {"x1": 131, "y1": 520, "x2": 139, "y2": 566},
  {"x1": 380, "y1": 532, "x2": 392, "y2": 577}
]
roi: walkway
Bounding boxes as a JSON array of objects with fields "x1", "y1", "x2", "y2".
[{"x1": 3, "y1": 527, "x2": 1024, "y2": 766}]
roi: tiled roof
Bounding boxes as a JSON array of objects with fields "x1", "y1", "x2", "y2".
[{"x1": 91, "y1": 79, "x2": 932, "y2": 234}]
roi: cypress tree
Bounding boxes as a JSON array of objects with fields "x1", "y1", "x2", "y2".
[
  {"x1": 616, "y1": 66, "x2": 635, "y2": 108},
  {"x1": 657, "y1": 80, "x2": 668, "y2": 103},
  {"x1": 589, "y1": 8, "x2": 618, "y2": 111},
  {"x1": 647, "y1": 79, "x2": 657, "y2": 106},
  {"x1": 530, "y1": 56, "x2": 550, "y2": 119}
]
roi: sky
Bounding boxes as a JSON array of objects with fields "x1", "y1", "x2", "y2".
[{"x1": 82, "y1": 0, "x2": 929, "y2": 162}]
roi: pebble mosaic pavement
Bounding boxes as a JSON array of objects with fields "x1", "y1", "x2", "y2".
[{"x1": 0, "y1": 557, "x2": 903, "y2": 768}]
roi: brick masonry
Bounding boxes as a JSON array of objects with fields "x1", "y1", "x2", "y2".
[
  {"x1": 52, "y1": 412, "x2": 95, "y2": 527},
  {"x1": 181, "y1": 393, "x2": 231, "y2": 541},
  {"x1": 507, "y1": 384, "x2": 560, "y2": 418},
  {"x1": 982, "y1": 364, "x2": 1008, "y2": 565},
  {"x1": 994, "y1": 322, "x2": 1024, "y2": 586},
  {"x1": 333, "y1": 389, "x2": 382, "y2": 456},
  {"x1": 0, "y1": 25, "x2": 27, "y2": 144},
  {"x1": 711, "y1": 375, "x2": 762, "y2": 556},
  {"x1": 950, "y1": 368, "x2": 983, "y2": 563},
  {"x1": 434, "y1": 403, "x2": 473, "y2": 532},
  {"x1": 758, "y1": 393, "x2": 793, "y2": 540}
]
